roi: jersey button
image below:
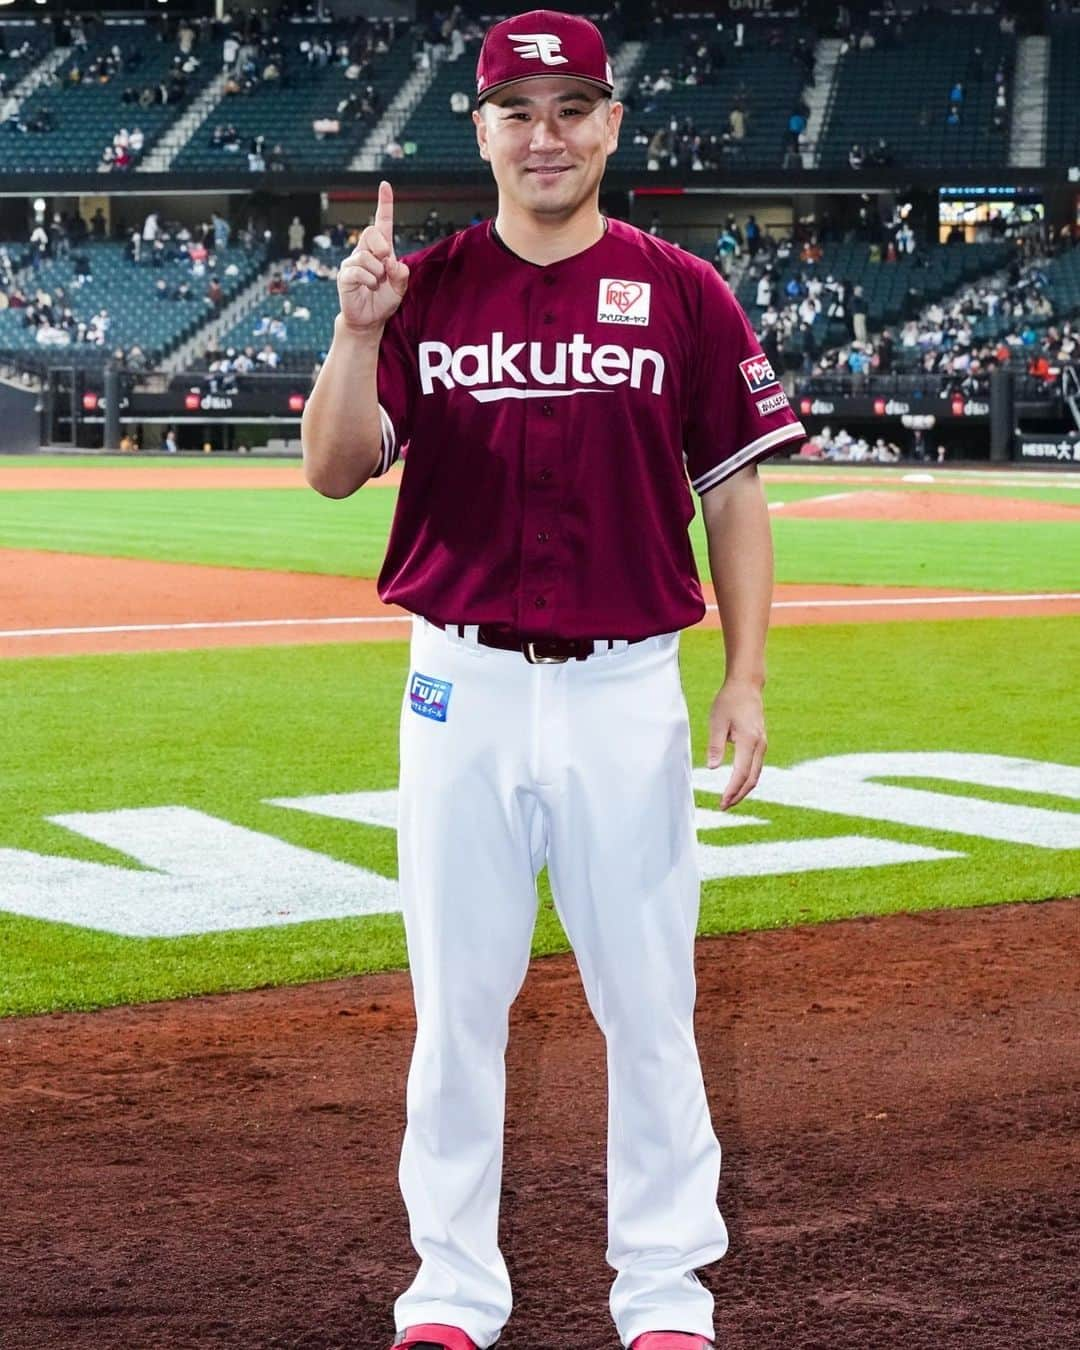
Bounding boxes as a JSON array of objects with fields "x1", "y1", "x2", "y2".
[
  {"x1": 538, "y1": 468, "x2": 552, "y2": 482},
  {"x1": 543, "y1": 274, "x2": 557, "y2": 286},
  {"x1": 541, "y1": 402, "x2": 554, "y2": 417},
  {"x1": 543, "y1": 312, "x2": 556, "y2": 324},
  {"x1": 534, "y1": 595, "x2": 547, "y2": 609}
]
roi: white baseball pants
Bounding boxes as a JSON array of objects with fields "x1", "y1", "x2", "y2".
[{"x1": 393, "y1": 618, "x2": 727, "y2": 1348}]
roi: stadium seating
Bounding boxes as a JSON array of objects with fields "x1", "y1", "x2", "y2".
[
  {"x1": 0, "y1": 240, "x2": 266, "y2": 365},
  {"x1": 172, "y1": 21, "x2": 413, "y2": 175},
  {"x1": 817, "y1": 15, "x2": 1013, "y2": 171},
  {"x1": 1, "y1": 19, "x2": 216, "y2": 173},
  {"x1": 737, "y1": 240, "x2": 1011, "y2": 353},
  {"x1": 612, "y1": 20, "x2": 812, "y2": 171},
  {"x1": 1046, "y1": 17, "x2": 1080, "y2": 169},
  {"x1": 211, "y1": 249, "x2": 347, "y2": 369}
]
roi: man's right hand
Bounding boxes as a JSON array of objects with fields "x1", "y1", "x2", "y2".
[{"x1": 337, "y1": 179, "x2": 409, "y2": 334}]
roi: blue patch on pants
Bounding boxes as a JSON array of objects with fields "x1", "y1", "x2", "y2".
[{"x1": 409, "y1": 671, "x2": 452, "y2": 722}]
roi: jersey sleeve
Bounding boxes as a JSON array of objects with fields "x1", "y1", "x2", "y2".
[
  {"x1": 684, "y1": 266, "x2": 806, "y2": 496},
  {"x1": 373, "y1": 296, "x2": 418, "y2": 477}
]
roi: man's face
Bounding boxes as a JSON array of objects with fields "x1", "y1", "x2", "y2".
[{"x1": 474, "y1": 77, "x2": 621, "y2": 219}]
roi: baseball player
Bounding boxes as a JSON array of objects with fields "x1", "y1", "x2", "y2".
[{"x1": 302, "y1": 11, "x2": 805, "y2": 1349}]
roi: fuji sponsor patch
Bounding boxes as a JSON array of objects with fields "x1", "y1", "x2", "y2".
[
  {"x1": 755, "y1": 390, "x2": 790, "y2": 416},
  {"x1": 739, "y1": 354, "x2": 780, "y2": 396},
  {"x1": 409, "y1": 672, "x2": 452, "y2": 722},
  {"x1": 597, "y1": 278, "x2": 651, "y2": 326}
]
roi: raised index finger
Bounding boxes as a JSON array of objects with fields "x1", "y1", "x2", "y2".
[{"x1": 374, "y1": 180, "x2": 395, "y2": 253}]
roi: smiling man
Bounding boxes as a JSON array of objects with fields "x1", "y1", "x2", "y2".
[{"x1": 301, "y1": 10, "x2": 806, "y2": 1350}]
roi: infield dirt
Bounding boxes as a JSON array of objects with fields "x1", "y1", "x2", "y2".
[{"x1": 2, "y1": 898, "x2": 1075, "y2": 1350}]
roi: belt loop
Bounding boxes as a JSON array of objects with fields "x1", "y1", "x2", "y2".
[
  {"x1": 442, "y1": 622, "x2": 465, "y2": 648},
  {"x1": 461, "y1": 624, "x2": 480, "y2": 648},
  {"x1": 610, "y1": 639, "x2": 629, "y2": 655}
]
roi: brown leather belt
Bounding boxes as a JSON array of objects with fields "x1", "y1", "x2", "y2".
[{"x1": 440, "y1": 623, "x2": 645, "y2": 665}]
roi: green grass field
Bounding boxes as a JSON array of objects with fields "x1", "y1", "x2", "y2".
[
  {"x1": 1, "y1": 618, "x2": 1077, "y2": 1017},
  {"x1": 0, "y1": 482, "x2": 1076, "y2": 590},
  {"x1": 1, "y1": 459, "x2": 1077, "y2": 1017}
]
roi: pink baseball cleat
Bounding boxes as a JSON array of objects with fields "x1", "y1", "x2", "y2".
[
  {"x1": 392, "y1": 1325, "x2": 480, "y2": 1350},
  {"x1": 630, "y1": 1335, "x2": 715, "y2": 1349}
]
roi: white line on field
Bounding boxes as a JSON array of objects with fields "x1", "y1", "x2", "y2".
[
  {"x1": 2, "y1": 593, "x2": 1078, "y2": 639},
  {"x1": 763, "y1": 592, "x2": 1080, "y2": 611},
  {"x1": 0, "y1": 616, "x2": 414, "y2": 638}
]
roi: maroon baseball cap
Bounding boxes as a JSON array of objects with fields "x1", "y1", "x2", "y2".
[{"x1": 476, "y1": 9, "x2": 614, "y2": 103}]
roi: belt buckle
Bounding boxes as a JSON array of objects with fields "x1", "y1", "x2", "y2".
[{"x1": 523, "y1": 640, "x2": 569, "y2": 665}]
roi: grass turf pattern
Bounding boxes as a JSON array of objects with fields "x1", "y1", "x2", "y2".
[
  {"x1": 1, "y1": 616, "x2": 1076, "y2": 1016},
  {"x1": 0, "y1": 486, "x2": 1075, "y2": 592}
]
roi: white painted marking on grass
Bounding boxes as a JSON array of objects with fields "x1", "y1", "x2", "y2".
[
  {"x1": 4, "y1": 755, "x2": 1076, "y2": 938},
  {"x1": 0, "y1": 807, "x2": 401, "y2": 937},
  {"x1": 902, "y1": 473, "x2": 936, "y2": 483},
  {"x1": 3, "y1": 593, "x2": 1078, "y2": 641},
  {"x1": 696, "y1": 835, "x2": 960, "y2": 879},
  {"x1": 693, "y1": 752, "x2": 1080, "y2": 850}
]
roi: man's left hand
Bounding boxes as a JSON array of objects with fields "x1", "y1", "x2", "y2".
[{"x1": 707, "y1": 680, "x2": 767, "y2": 810}]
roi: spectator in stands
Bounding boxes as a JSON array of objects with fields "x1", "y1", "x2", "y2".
[
  {"x1": 851, "y1": 285, "x2": 869, "y2": 344},
  {"x1": 870, "y1": 437, "x2": 902, "y2": 464},
  {"x1": 257, "y1": 342, "x2": 280, "y2": 370},
  {"x1": 866, "y1": 137, "x2": 893, "y2": 168},
  {"x1": 288, "y1": 217, "x2": 305, "y2": 256},
  {"x1": 210, "y1": 212, "x2": 229, "y2": 252},
  {"x1": 848, "y1": 142, "x2": 865, "y2": 170},
  {"x1": 450, "y1": 89, "x2": 470, "y2": 116},
  {"x1": 729, "y1": 105, "x2": 746, "y2": 141},
  {"x1": 163, "y1": 427, "x2": 179, "y2": 454},
  {"x1": 714, "y1": 224, "x2": 739, "y2": 277}
]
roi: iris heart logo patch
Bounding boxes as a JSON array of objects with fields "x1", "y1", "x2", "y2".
[
  {"x1": 597, "y1": 278, "x2": 651, "y2": 326},
  {"x1": 606, "y1": 281, "x2": 643, "y2": 313}
]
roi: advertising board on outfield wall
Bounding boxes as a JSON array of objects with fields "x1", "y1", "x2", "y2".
[{"x1": 1016, "y1": 434, "x2": 1080, "y2": 464}]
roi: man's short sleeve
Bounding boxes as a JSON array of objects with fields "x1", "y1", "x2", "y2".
[
  {"x1": 684, "y1": 265, "x2": 806, "y2": 496},
  {"x1": 373, "y1": 301, "x2": 417, "y2": 477}
]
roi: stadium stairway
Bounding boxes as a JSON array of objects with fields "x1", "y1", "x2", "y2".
[
  {"x1": 0, "y1": 45, "x2": 69, "y2": 129},
  {"x1": 162, "y1": 265, "x2": 272, "y2": 373},
  {"x1": 138, "y1": 69, "x2": 232, "y2": 173},
  {"x1": 1009, "y1": 35, "x2": 1048, "y2": 169},
  {"x1": 802, "y1": 38, "x2": 841, "y2": 170},
  {"x1": 349, "y1": 56, "x2": 439, "y2": 172},
  {"x1": 612, "y1": 39, "x2": 647, "y2": 102}
]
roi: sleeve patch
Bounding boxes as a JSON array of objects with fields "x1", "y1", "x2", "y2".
[
  {"x1": 755, "y1": 390, "x2": 790, "y2": 416},
  {"x1": 739, "y1": 354, "x2": 780, "y2": 396}
]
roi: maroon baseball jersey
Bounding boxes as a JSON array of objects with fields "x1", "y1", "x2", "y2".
[{"x1": 373, "y1": 217, "x2": 804, "y2": 639}]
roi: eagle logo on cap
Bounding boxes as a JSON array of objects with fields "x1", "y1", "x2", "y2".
[{"x1": 508, "y1": 32, "x2": 569, "y2": 65}]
